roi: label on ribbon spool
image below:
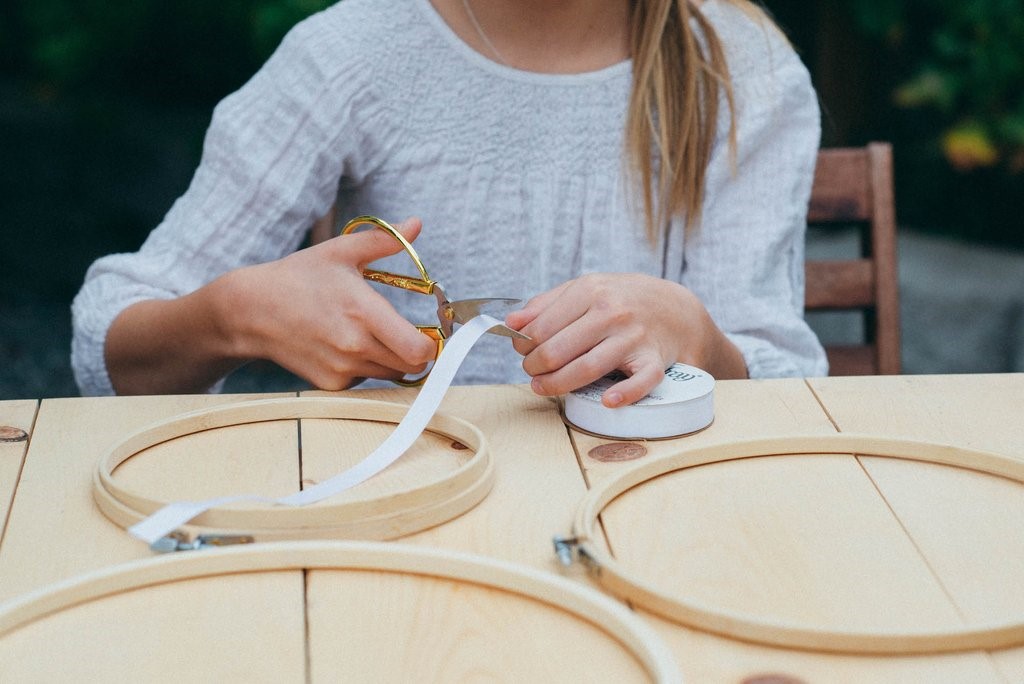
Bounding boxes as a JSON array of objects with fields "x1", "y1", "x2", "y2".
[{"x1": 564, "y1": 363, "x2": 714, "y2": 440}]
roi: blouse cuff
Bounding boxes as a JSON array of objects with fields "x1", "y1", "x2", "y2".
[{"x1": 724, "y1": 331, "x2": 820, "y2": 379}]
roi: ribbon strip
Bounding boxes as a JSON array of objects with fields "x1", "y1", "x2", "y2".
[{"x1": 129, "y1": 314, "x2": 505, "y2": 544}]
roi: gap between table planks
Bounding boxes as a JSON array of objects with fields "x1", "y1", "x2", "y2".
[
  {"x1": 3, "y1": 376, "x2": 1020, "y2": 681},
  {"x1": 0, "y1": 386, "x2": 648, "y2": 682},
  {"x1": 0, "y1": 400, "x2": 38, "y2": 554},
  {"x1": 0, "y1": 392, "x2": 308, "y2": 682},
  {"x1": 298, "y1": 384, "x2": 649, "y2": 681},
  {"x1": 807, "y1": 373, "x2": 1024, "y2": 682},
  {"x1": 570, "y1": 377, "x2": 1016, "y2": 682}
]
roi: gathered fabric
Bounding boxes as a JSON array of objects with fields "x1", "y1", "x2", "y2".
[{"x1": 71, "y1": 0, "x2": 827, "y2": 396}]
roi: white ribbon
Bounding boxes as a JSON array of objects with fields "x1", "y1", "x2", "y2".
[{"x1": 129, "y1": 314, "x2": 505, "y2": 544}]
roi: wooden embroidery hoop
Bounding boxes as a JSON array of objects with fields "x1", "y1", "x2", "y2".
[
  {"x1": 0, "y1": 541, "x2": 680, "y2": 682},
  {"x1": 93, "y1": 397, "x2": 494, "y2": 543},
  {"x1": 563, "y1": 434, "x2": 1024, "y2": 655}
]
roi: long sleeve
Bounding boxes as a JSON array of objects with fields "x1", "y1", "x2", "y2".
[
  {"x1": 71, "y1": 13, "x2": 385, "y2": 395},
  {"x1": 681, "y1": 4, "x2": 828, "y2": 378},
  {"x1": 70, "y1": 0, "x2": 829, "y2": 395}
]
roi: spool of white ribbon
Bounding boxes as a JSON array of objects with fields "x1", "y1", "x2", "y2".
[
  {"x1": 563, "y1": 363, "x2": 715, "y2": 440},
  {"x1": 129, "y1": 314, "x2": 505, "y2": 545}
]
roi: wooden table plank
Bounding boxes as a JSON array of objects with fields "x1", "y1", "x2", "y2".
[
  {"x1": 807, "y1": 374, "x2": 1024, "y2": 455},
  {"x1": 808, "y1": 373, "x2": 1024, "y2": 681},
  {"x1": 0, "y1": 393, "x2": 307, "y2": 681},
  {"x1": 572, "y1": 378, "x2": 839, "y2": 488},
  {"x1": 1, "y1": 376, "x2": 1018, "y2": 681},
  {"x1": 301, "y1": 384, "x2": 582, "y2": 565},
  {"x1": 0, "y1": 572, "x2": 306, "y2": 683},
  {"x1": 572, "y1": 377, "x2": 1000, "y2": 681},
  {"x1": 648, "y1": 617, "x2": 1000, "y2": 684},
  {"x1": 0, "y1": 400, "x2": 37, "y2": 550},
  {"x1": 299, "y1": 385, "x2": 637, "y2": 680},
  {"x1": 305, "y1": 570, "x2": 650, "y2": 682}
]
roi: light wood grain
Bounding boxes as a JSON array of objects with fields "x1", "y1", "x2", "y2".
[
  {"x1": 93, "y1": 397, "x2": 492, "y2": 541},
  {"x1": 2, "y1": 376, "x2": 1020, "y2": 681},
  {"x1": 572, "y1": 379, "x2": 837, "y2": 486},
  {"x1": 0, "y1": 541, "x2": 676, "y2": 682},
  {"x1": 571, "y1": 378, "x2": 1002, "y2": 680},
  {"x1": 300, "y1": 385, "x2": 630, "y2": 680},
  {"x1": 0, "y1": 393, "x2": 306, "y2": 681},
  {"x1": 0, "y1": 572, "x2": 306, "y2": 683},
  {"x1": 648, "y1": 614, "x2": 999, "y2": 684},
  {"x1": 0, "y1": 393, "x2": 299, "y2": 598},
  {"x1": 303, "y1": 384, "x2": 582, "y2": 566},
  {"x1": 0, "y1": 400, "x2": 37, "y2": 549},
  {"x1": 808, "y1": 373, "x2": 1024, "y2": 680},
  {"x1": 576, "y1": 435, "x2": 1024, "y2": 653},
  {"x1": 307, "y1": 569, "x2": 650, "y2": 682}
]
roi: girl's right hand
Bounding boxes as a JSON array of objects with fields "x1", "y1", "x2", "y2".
[{"x1": 215, "y1": 216, "x2": 438, "y2": 390}]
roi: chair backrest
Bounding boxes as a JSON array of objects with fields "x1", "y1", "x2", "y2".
[{"x1": 805, "y1": 142, "x2": 901, "y2": 375}]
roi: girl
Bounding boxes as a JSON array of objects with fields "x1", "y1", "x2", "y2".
[{"x1": 72, "y1": 0, "x2": 827, "y2": 404}]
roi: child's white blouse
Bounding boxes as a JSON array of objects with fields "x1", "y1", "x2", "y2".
[{"x1": 72, "y1": 0, "x2": 828, "y2": 395}]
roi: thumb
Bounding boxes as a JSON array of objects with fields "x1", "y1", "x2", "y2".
[
  {"x1": 505, "y1": 281, "x2": 569, "y2": 330},
  {"x1": 338, "y1": 216, "x2": 424, "y2": 266}
]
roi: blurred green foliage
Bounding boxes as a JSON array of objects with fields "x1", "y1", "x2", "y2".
[
  {"x1": 847, "y1": 0, "x2": 1024, "y2": 174},
  {"x1": 3, "y1": 0, "x2": 333, "y2": 104},
  {"x1": 0, "y1": 0, "x2": 1019, "y2": 256},
  {"x1": 6, "y1": 0, "x2": 1022, "y2": 174},
  {"x1": 0, "y1": 1, "x2": 330, "y2": 303}
]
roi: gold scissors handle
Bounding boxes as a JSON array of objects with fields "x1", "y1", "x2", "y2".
[
  {"x1": 341, "y1": 215, "x2": 434, "y2": 293},
  {"x1": 341, "y1": 215, "x2": 444, "y2": 386}
]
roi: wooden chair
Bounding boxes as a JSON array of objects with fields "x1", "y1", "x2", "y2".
[{"x1": 805, "y1": 142, "x2": 901, "y2": 375}]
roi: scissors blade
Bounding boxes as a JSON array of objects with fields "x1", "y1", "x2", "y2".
[{"x1": 445, "y1": 298, "x2": 530, "y2": 340}]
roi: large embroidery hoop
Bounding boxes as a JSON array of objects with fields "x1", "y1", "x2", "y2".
[
  {"x1": 0, "y1": 541, "x2": 680, "y2": 682},
  {"x1": 559, "y1": 434, "x2": 1024, "y2": 654},
  {"x1": 93, "y1": 397, "x2": 494, "y2": 543}
]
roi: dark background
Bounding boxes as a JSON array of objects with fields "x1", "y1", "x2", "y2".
[{"x1": 1, "y1": 0, "x2": 1021, "y2": 398}]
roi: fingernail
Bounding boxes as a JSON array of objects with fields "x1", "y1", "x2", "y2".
[{"x1": 604, "y1": 391, "x2": 623, "y2": 407}]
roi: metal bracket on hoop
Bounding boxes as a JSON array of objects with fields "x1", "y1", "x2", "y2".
[
  {"x1": 552, "y1": 535, "x2": 600, "y2": 573},
  {"x1": 150, "y1": 532, "x2": 255, "y2": 553}
]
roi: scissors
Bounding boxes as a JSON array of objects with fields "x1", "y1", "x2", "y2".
[{"x1": 341, "y1": 215, "x2": 530, "y2": 386}]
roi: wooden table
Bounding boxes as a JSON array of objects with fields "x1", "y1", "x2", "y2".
[{"x1": 1, "y1": 374, "x2": 1022, "y2": 681}]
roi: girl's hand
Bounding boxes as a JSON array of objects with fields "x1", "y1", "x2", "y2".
[
  {"x1": 504, "y1": 273, "x2": 746, "y2": 407},
  {"x1": 216, "y1": 217, "x2": 438, "y2": 390}
]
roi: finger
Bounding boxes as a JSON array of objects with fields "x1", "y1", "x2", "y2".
[
  {"x1": 504, "y1": 281, "x2": 572, "y2": 332},
  {"x1": 302, "y1": 357, "x2": 428, "y2": 392},
  {"x1": 362, "y1": 304, "x2": 439, "y2": 366},
  {"x1": 333, "y1": 216, "x2": 424, "y2": 266},
  {"x1": 361, "y1": 331, "x2": 436, "y2": 374},
  {"x1": 302, "y1": 285, "x2": 436, "y2": 371},
  {"x1": 392, "y1": 216, "x2": 424, "y2": 243},
  {"x1": 505, "y1": 286, "x2": 569, "y2": 356},
  {"x1": 601, "y1": 360, "x2": 665, "y2": 408},
  {"x1": 353, "y1": 358, "x2": 430, "y2": 383},
  {"x1": 528, "y1": 337, "x2": 628, "y2": 397},
  {"x1": 520, "y1": 309, "x2": 615, "y2": 378},
  {"x1": 308, "y1": 324, "x2": 432, "y2": 380}
]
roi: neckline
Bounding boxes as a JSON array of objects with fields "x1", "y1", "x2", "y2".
[{"x1": 414, "y1": 0, "x2": 632, "y2": 85}]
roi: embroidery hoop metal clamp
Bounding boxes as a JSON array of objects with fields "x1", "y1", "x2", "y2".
[{"x1": 342, "y1": 215, "x2": 527, "y2": 386}]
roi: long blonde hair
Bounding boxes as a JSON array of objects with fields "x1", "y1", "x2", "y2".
[{"x1": 627, "y1": 0, "x2": 765, "y2": 240}]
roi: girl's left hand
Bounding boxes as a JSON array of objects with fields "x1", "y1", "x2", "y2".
[{"x1": 504, "y1": 273, "x2": 745, "y2": 407}]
